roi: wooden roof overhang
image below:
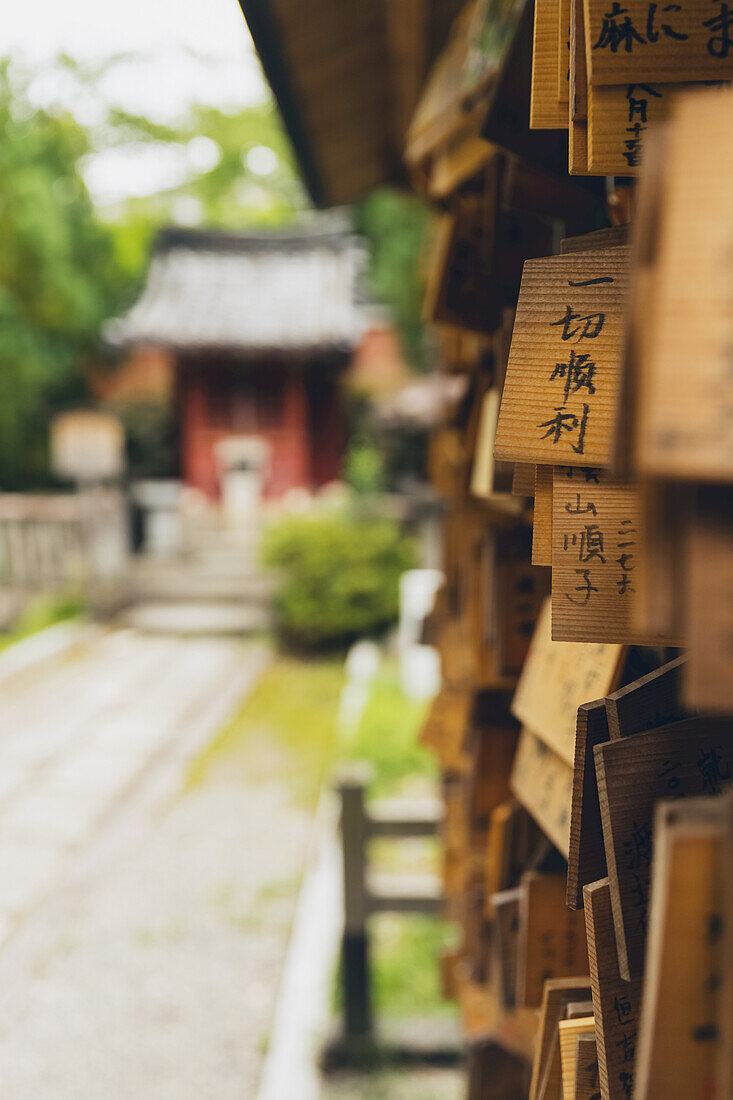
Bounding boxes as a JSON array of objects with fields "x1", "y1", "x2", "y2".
[{"x1": 237, "y1": 0, "x2": 467, "y2": 206}]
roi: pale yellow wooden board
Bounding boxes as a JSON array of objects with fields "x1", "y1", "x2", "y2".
[
  {"x1": 635, "y1": 803, "x2": 724, "y2": 1100},
  {"x1": 636, "y1": 87, "x2": 733, "y2": 482},
  {"x1": 511, "y1": 597, "x2": 624, "y2": 764},
  {"x1": 573, "y1": 1033, "x2": 601, "y2": 1099},
  {"x1": 583, "y1": 0, "x2": 733, "y2": 84},
  {"x1": 532, "y1": 0, "x2": 571, "y2": 127},
  {"x1": 559, "y1": 1017, "x2": 596, "y2": 1100},
  {"x1": 533, "y1": 464, "x2": 554, "y2": 566},
  {"x1": 510, "y1": 725, "x2": 573, "y2": 854},
  {"x1": 494, "y1": 248, "x2": 631, "y2": 468}
]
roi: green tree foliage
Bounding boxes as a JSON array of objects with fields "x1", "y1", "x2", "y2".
[
  {"x1": 0, "y1": 62, "x2": 125, "y2": 487},
  {"x1": 262, "y1": 509, "x2": 415, "y2": 650},
  {"x1": 353, "y1": 188, "x2": 431, "y2": 370}
]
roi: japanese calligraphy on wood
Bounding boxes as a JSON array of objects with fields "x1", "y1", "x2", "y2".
[
  {"x1": 551, "y1": 466, "x2": 673, "y2": 644},
  {"x1": 583, "y1": 0, "x2": 733, "y2": 84},
  {"x1": 594, "y1": 716, "x2": 733, "y2": 979},
  {"x1": 494, "y1": 248, "x2": 630, "y2": 467}
]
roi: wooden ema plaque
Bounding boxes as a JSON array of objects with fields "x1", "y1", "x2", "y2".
[
  {"x1": 419, "y1": 687, "x2": 473, "y2": 772},
  {"x1": 584, "y1": 878, "x2": 643, "y2": 1100},
  {"x1": 531, "y1": 978, "x2": 594, "y2": 1100},
  {"x1": 517, "y1": 872, "x2": 589, "y2": 1007},
  {"x1": 511, "y1": 596, "x2": 624, "y2": 764},
  {"x1": 568, "y1": 699, "x2": 611, "y2": 908},
  {"x1": 559, "y1": 1017, "x2": 597, "y2": 1098},
  {"x1": 686, "y1": 488, "x2": 733, "y2": 714},
  {"x1": 551, "y1": 466, "x2": 676, "y2": 644},
  {"x1": 532, "y1": 0, "x2": 572, "y2": 127},
  {"x1": 494, "y1": 247, "x2": 630, "y2": 468},
  {"x1": 490, "y1": 886, "x2": 522, "y2": 1008},
  {"x1": 533, "y1": 464, "x2": 554, "y2": 565},
  {"x1": 634, "y1": 798, "x2": 724, "y2": 1100},
  {"x1": 511, "y1": 725, "x2": 573, "y2": 854},
  {"x1": 583, "y1": 0, "x2": 733, "y2": 84},
  {"x1": 551, "y1": 466, "x2": 640, "y2": 643},
  {"x1": 568, "y1": 657, "x2": 688, "y2": 910},
  {"x1": 594, "y1": 716, "x2": 733, "y2": 979},
  {"x1": 586, "y1": 81, "x2": 723, "y2": 175},
  {"x1": 605, "y1": 654, "x2": 687, "y2": 739},
  {"x1": 574, "y1": 1032, "x2": 602, "y2": 1099},
  {"x1": 635, "y1": 87, "x2": 733, "y2": 482},
  {"x1": 540, "y1": 1000, "x2": 596, "y2": 1099}
]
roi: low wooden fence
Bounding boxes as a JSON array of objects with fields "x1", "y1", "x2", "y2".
[{"x1": 0, "y1": 490, "x2": 128, "y2": 594}]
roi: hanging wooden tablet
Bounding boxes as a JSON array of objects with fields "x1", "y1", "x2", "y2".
[
  {"x1": 517, "y1": 872, "x2": 589, "y2": 1007},
  {"x1": 567, "y1": 699, "x2": 611, "y2": 908},
  {"x1": 605, "y1": 654, "x2": 687, "y2": 739},
  {"x1": 594, "y1": 716, "x2": 733, "y2": 979},
  {"x1": 560, "y1": 227, "x2": 631, "y2": 254},
  {"x1": 584, "y1": 878, "x2": 643, "y2": 1100},
  {"x1": 512, "y1": 597, "x2": 625, "y2": 764},
  {"x1": 722, "y1": 792, "x2": 733, "y2": 1099},
  {"x1": 490, "y1": 886, "x2": 522, "y2": 1008},
  {"x1": 569, "y1": 0, "x2": 592, "y2": 174},
  {"x1": 632, "y1": 479, "x2": 687, "y2": 641},
  {"x1": 419, "y1": 687, "x2": 473, "y2": 772},
  {"x1": 532, "y1": 0, "x2": 572, "y2": 127},
  {"x1": 540, "y1": 1000, "x2": 596, "y2": 1100},
  {"x1": 685, "y1": 486, "x2": 733, "y2": 713},
  {"x1": 471, "y1": 388, "x2": 515, "y2": 498},
  {"x1": 559, "y1": 0, "x2": 573, "y2": 102},
  {"x1": 511, "y1": 725, "x2": 574, "y2": 853},
  {"x1": 560, "y1": 1017, "x2": 597, "y2": 1100},
  {"x1": 495, "y1": 525, "x2": 550, "y2": 676},
  {"x1": 552, "y1": 466, "x2": 643, "y2": 643},
  {"x1": 494, "y1": 247, "x2": 630, "y2": 467},
  {"x1": 513, "y1": 462, "x2": 537, "y2": 496},
  {"x1": 571, "y1": 0, "x2": 589, "y2": 119},
  {"x1": 587, "y1": 81, "x2": 723, "y2": 176},
  {"x1": 583, "y1": 0, "x2": 733, "y2": 85},
  {"x1": 634, "y1": 798, "x2": 724, "y2": 1100},
  {"x1": 533, "y1": 464, "x2": 554, "y2": 565},
  {"x1": 574, "y1": 1032, "x2": 601, "y2": 1100},
  {"x1": 530, "y1": 978, "x2": 594, "y2": 1100},
  {"x1": 635, "y1": 87, "x2": 733, "y2": 482}
]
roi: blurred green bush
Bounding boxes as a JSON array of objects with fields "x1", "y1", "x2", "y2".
[{"x1": 262, "y1": 510, "x2": 415, "y2": 650}]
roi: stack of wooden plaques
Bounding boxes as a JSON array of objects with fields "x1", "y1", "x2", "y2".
[{"x1": 407, "y1": 2, "x2": 733, "y2": 1096}]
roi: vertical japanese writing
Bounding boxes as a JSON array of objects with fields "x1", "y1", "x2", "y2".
[
  {"x1": 623, "y1": 84, "x2": 662, "y2": 166},
  {"x1": 537, "y1": 279, "x2": 612, "y2": 456}
]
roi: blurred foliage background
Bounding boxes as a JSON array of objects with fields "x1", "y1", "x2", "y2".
[{"x1": 0, "y1": 55, "x2": 430, "y2": 490}]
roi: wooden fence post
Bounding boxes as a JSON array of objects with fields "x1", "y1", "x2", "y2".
[{"x1": 338, "y1": 764, "x2": 373, "y2": 1039}]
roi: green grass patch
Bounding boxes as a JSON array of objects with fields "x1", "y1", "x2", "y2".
[
  {"x1": 185, "y1": 656, "x2": 344, "y2": 802},
  {"x1": 344, "y1": 662, "x2": 435, "y2": 797},
  {"x1": 0, "y1": 591, "x2": 86, "y2": 652}
]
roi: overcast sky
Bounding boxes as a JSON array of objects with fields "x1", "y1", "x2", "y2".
[{"x1": 3, "y1": 0, "x2": 271, "y2": 205}]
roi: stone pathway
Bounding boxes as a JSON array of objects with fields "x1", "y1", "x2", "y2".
[{"x1": 0, "y1": 629, "x2": 317, "y2": 1098}]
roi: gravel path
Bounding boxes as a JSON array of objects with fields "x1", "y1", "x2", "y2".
[{"x1": 0, "y1": 629, "x2": 316, "y2": 1098}]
